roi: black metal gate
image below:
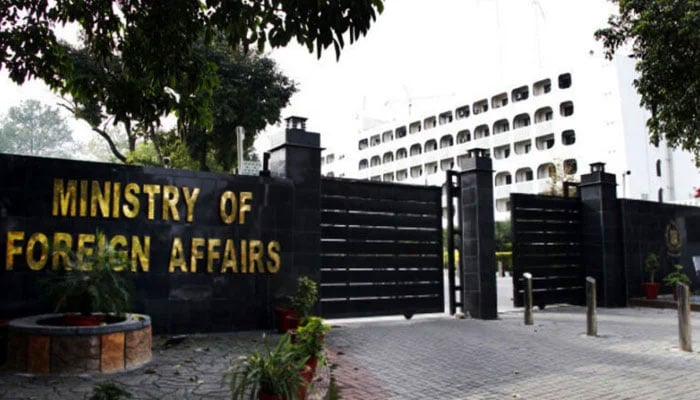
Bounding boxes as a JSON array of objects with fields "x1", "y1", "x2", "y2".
[
  {"x1": 511, "y1": 193, "x2": 584, "y2": 308},
  {"x1": 319, "y1": 178, "x2": 444, "y2": 318}
]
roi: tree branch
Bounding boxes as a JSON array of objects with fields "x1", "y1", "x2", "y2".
[{"x1": 57, "y1": 102, "x2": 128, "y2": 163}]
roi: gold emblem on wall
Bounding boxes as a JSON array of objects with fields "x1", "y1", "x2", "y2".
[{"x1": 665, "y1": 221, "x2": 682, "y2": 257}]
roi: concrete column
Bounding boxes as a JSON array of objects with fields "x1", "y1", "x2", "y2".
[
  {"x1": 458, "y1": 151, "x2": 497, "y2": 319},
  {"x1": 579, "y1": 162, "x2": 625, "y2": 307},
  {"x1": 267, "y1": 116, "x2": 322, "y2": 298}
]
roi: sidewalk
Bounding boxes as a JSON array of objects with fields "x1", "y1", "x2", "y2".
[{"x1": 2, "y1": 306, "x2": 699, "y2": 399}]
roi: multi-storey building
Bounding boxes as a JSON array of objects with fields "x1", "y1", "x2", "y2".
[{"x1": 322, "y1": 56, "x2": 698, "y2": 220}]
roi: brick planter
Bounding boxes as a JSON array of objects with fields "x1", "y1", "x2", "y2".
[{"x1": 6, "y1": 313, "x2": 151, "y2": 374}]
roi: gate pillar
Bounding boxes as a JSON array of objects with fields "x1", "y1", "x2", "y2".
[
  {"x1": 579, "y1": 162, "x2": 625, "y2": 307},
  {"x1": 458, "y1": 152, "x2": 497, "y2": 319},
  {"x1": 267, "y1": 116, "x2": 322, "y2": 302}
]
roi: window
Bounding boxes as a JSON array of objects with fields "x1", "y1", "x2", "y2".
[
  {"x1": 560, "y1": 101, "x2": 574, "y2": 117},
  {"x1": 493, "y1": 119, "x2": 510, "y2": 134},
  {"x1": 370, "y1": 156, "x2": 381, "y2": 167},
  {"x1": 513, "y1": 113, "x2": 531, "y2": 129},
  {"x1": 439, "y1": 111, "x2": 453, "y2": 125},
  {"x1": 563, "y1": 158, "x2": 577, "y2": 174},
  {"x1": 424, "y1": 116, "x2": 436, "y2": 130},
  {"x1": 534, "y1": 107, "x2": 553, "y2": 123},
  {"x1": 440, "y1": 135, "x2": 454, "y2": 148},
  {"x1": 410, "y1": 165, "x2": 423, "y2": 178},
  {"x1": 515, "y1": 167, "x2": 534, "y2": 182},
  {"x1": 537, "y1": 163, "x2": 555, "y2": 179},
  {"x1": 456, "y1": 154, "x2": 470, "y2": 169},
  {"x1": 383, "y1": 152, "x2": 394, "y2": 164},
  {"x1": 326, "y1": 154, "x2": 335, "y2": 164},
  {"x1": 455, "y1": 105, "x2": 470, "y2": 119},
  {"x1": 473, "y1": 99, "x2": 488, "y2": 115},
  {"x1": 440, "y1": 158, "x2": 454, "y2": 171},
  {"x1": 359, "y1": 159, "x2": 368, "y2": 170},
  {"x1": 326, "y1": 172, "x2": 334, "y2": 177},
  {"x1": 456, "y1": 129, "x2": 471, "y2": 144},
  {"x1": 535, "y1": 134, "x2": 555, "y2": 150},
  {"x1": 533, "y1": 79, "x2": 551, "y2": 96},
  {"x1": 396, "y1": 148, "x2": 407, "y2": 160},
  {"x1": 395, "y1": 126, "x2": 407, "y2": 139},
  {"x1": 410, "y1": 144, "x2": 422, "y2": 156},
  {"x1": 409, "y1": 121, "x2": 421, "y2": 134},
  {"x1": 656, "y1": 160, "x2": 662, "y2": 177},
  {"x1": 658, "y1": 188, "x2": 664, "y2": 202},
  {"x1": 496, "y1": 198, "x2": 511, "y2": 212},
  {"x1": 493, "y1": 144, "x2": 511, "y2": 160},
  {"x1": 474, "y1": 124, "x2": 489, "y2": 140},
  {"x1": 320, "y1": 156, "x2": 325, "y2": 164},
  {"x1": 359, "y1": 139, "x2": 368, "y2": 150},
  {"x1": 514, "y1": 139, "x2": 532, "y2": 155},
  {"x1": 397, "y1": 169, "x2": 408, "y2": 181},
  {"x1": 370, "y1": 175, "x2": 381, "y2": 181},
  {"x1": 383, "y1": 172, "x2": 395, "y2": 182},
  {"x1": 512, "y1": 86, "x2": 529, "y2": 102},
  {"x1": 558, "y1": 73, "x2": 572, "y2": 89},
  {"x1": 562, "y1": 130, "x2": 576, "y2": 145},
  {"x1": 424, "y1": 139, "x2": 437, "y2": 152},
  {"x1": 382, "y1": 130, "x2": 393, "y2": 143},
  {"x1": 425, "y1": 162, "x2": 438, "y2": 175},
  {"x1": 370, "y1": 134, "x2": 381, "y2": 146},
  {"x1": 491, "y1": 92, "x2": 508, "y2": 109},
  {"x1": 495, "y1": 172, "x2": 512, "y2": 186}
]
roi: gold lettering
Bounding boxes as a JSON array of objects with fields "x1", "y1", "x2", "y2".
[
  {"x1": 239, "y1": 192, "x2": 253, "y2": 224},
  {"x1": 122, "y1": 183, "x2": 140, "y2": 218},
  {"x1": 221, "y1": 239, "x2": 238, "y2": 273},
  {"x1": 51, "y1": 232, "x2": 72, "y2": 271},
  {"x1": 6, "y1": 231, "x2": 25, "y2": 271},
  {"x1": 90, "y1": 180, "x2": 111, "y2": 218},
  {"x1": 240, "y1": 240, "x2": 247, "y2": 274},
  {"x1": 76, "y1": 233, "x2": 96, "y2": 269},
  {"x1": 131, "y1": 236, "x2": 150, "y2": 272},
  {"x1": 207, "y1": 239, "x2": 221, "y2": 273},
  {"x1": 112, "y1": 182, "x2": 121, "y2": 218},
  {"x1": 190, "y1": 238, "x2": 205, "y2": 273},
  {"x1": 26, "y1": 232, "x2": 49, "y2": 271},
  {"x1": 110, "y1": 235, "x2": 128, "y2": 272},
  {"x1": 182, "y1": 187, "x2": 199, "y2": 223},
  {"x1": 52, "y1": 179, "x2": 77, "y2": 217},
  {"x1": 219, "y1": 191, "x2": 237, "y2": 224},
  {"x1": 162, "y1": 185, "x2": 180, "y2": 221},
  {"x1": 142, "y1": 184, "x2": 161, "y2": 220},
  {"x1": 169, "y1": 237, "x2": 187, "y2": 273},
  {"x1": 266, "y1": 241, "x2": 281, "y2": 273},
  {"x1": 248, "y1": 240, "x2": 264, "y2": 273},
  {"x1": 79, "y1": 180, "x2": 88, "y2": 216}
]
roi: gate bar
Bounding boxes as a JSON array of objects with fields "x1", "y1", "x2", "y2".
[{"x1": 445, "y1": 170, "x2": 462, "y2": 315}]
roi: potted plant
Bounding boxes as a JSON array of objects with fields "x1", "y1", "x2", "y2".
[
  {"x1": 229, "y1": 334, "x2": 307, "y2": 400},
  {"x1": 286, "y1": 277, "x2": 318, "y2": 330},
  {"x1": 663, "y1": 264, "x2": 692, "y2": 301},
  {"x1": 294, "y1": 316, "x2": 330, "y2": 374},
  {"x1": 641, "y1": 252, "x2": 661, "y2": 300},
  {"x1": 40, "y1": 232, "x2": 132, "y2": 326}
]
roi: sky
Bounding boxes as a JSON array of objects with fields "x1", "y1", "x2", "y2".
[{"x1": 0, "y1": 0, "x2": 616, "y2": 157}]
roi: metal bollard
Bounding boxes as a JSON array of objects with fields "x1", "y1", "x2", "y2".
[
  {"x1": 523, "y1": 272, "x2": 533, "y2": 325},
  {"x1": 586, "y1": 277, "x2": 597, "y2": 336},
  {"x1": 677, "y1": 283, "x2": 692, "y2": 352}
]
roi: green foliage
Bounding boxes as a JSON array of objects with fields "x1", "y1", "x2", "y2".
[
  {"x1": 1, "y1": 1, "x2": 384, "y2": 163},
  {"x1": 0, "y1": 100, "x2": 76, "y2": 158},
  {"x1": 644, "y1": 252, "x2": 660, "y2": 283},
  {"x1": 663, "y1": 264, "x2": 692, "y2": 288},
  {"x1": 89, "y1": 382, "x2": 132, "y2": 400},
  {"x1": 40, "y1": 232, "x2": 132, "y2": 316},
  {"x1": 295, "y1": 316, "x2": 331, "y2": 360},
  {"x1": 495, "y1": 251, "x2": 513, "y2": 272},
  {"x1": 228, "y1": 334, "x2": 306, "y2": 400},
  {"x1": 495, "y1": 220, "x2": 512, "y2": 252},
  {"x1": 596, "y1": 0, "x2": 700, "y2": 157},
  {"x1": 289, "y1": 277, "x2": 318, "y2": 322}
]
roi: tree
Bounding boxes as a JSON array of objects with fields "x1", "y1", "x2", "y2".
[
  {"x1": 596, "y1": 0, "x2": 700, "y2": 157},
  {"x1": 0, "y1": 100, "x2": 76, "y2": 158},
  {"x1": 1, "y1": 1, "x2": 384, "y2": 163}
]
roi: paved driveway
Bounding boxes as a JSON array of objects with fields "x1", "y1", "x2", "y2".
[{"x1": 328, "y1": 306, "x2": 700, "y2": 399}]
